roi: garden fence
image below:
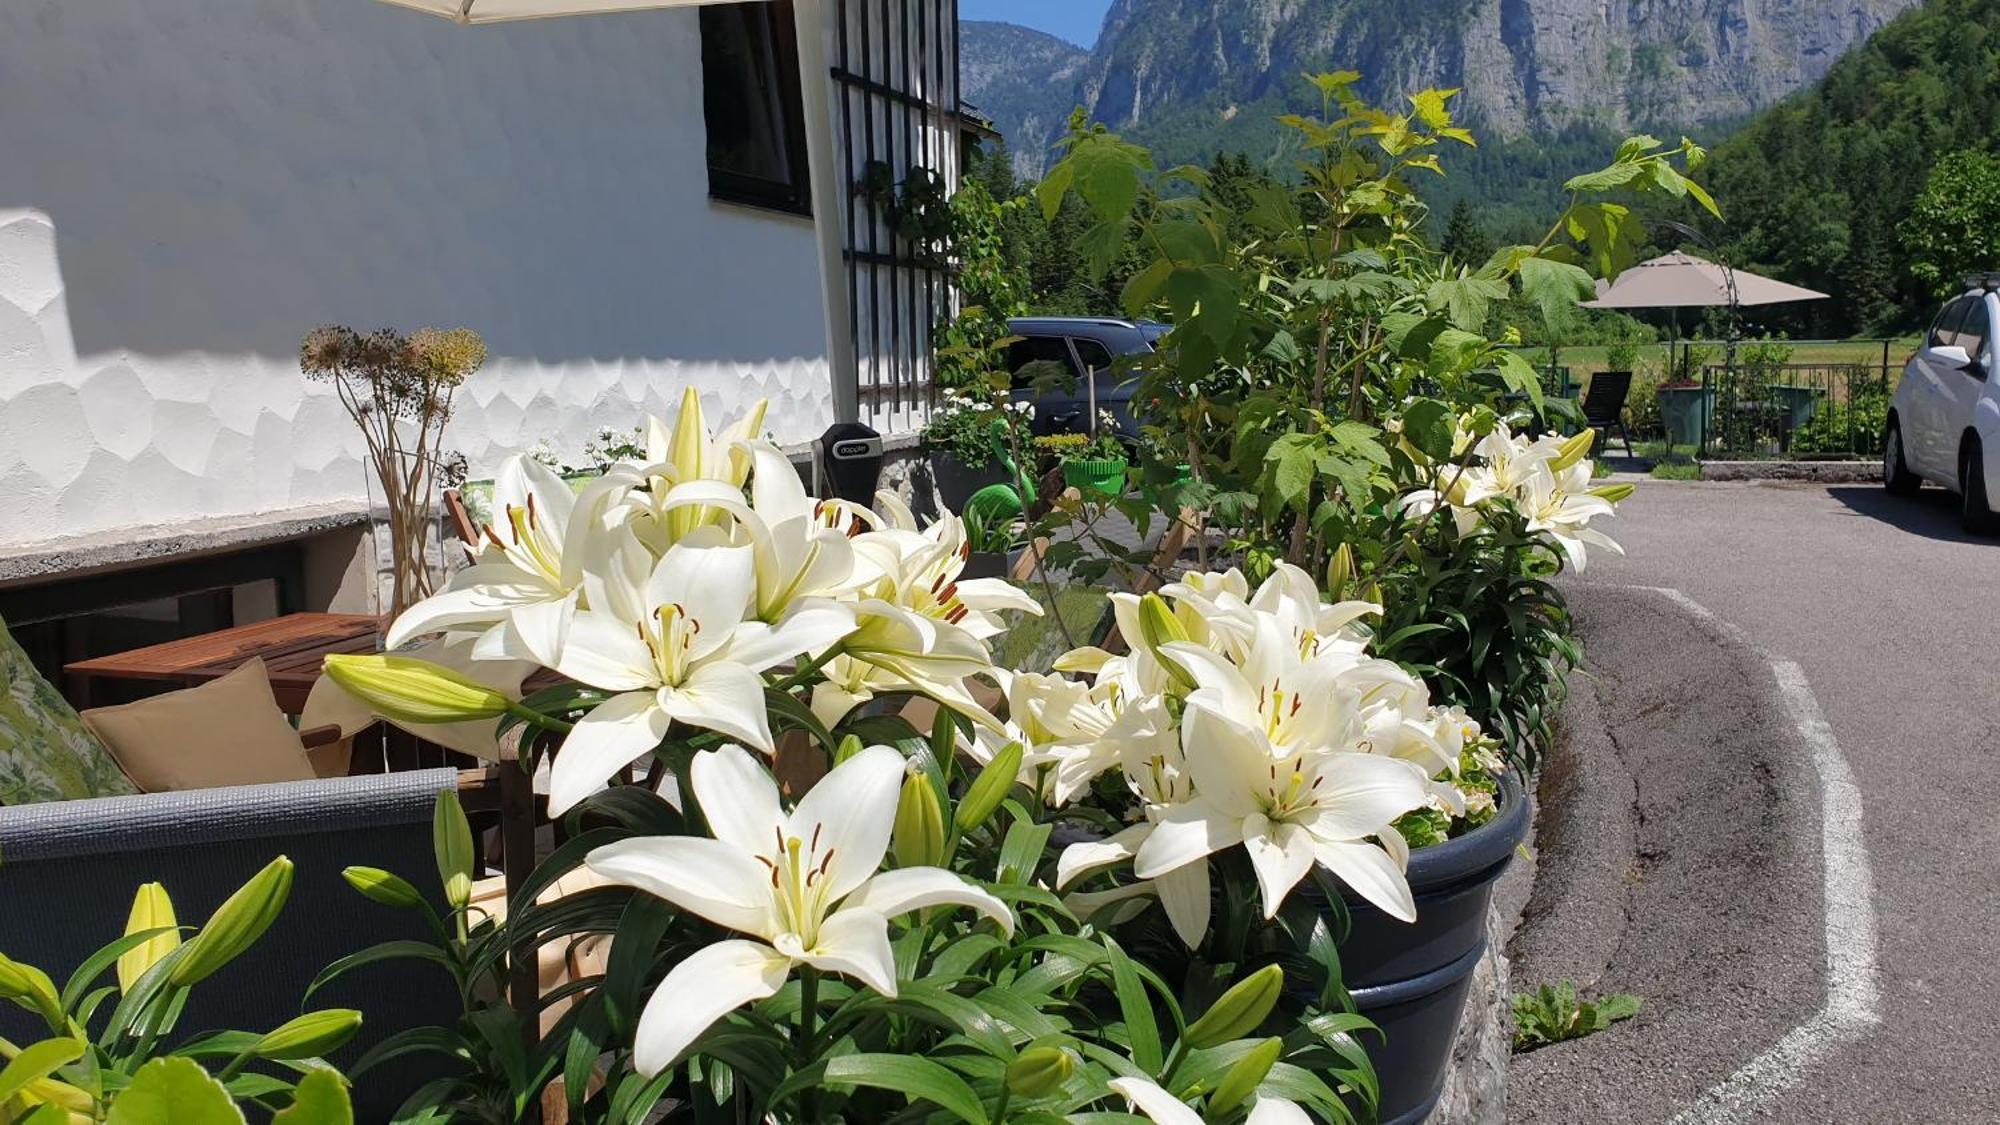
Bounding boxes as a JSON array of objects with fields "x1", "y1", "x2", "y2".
[{"x1": 1699, "y1": 361, "x2": 1893, "y2": 459}]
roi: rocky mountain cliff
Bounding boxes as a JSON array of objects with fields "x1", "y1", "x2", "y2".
[{"x1": 965, "y1": 0, "x2": 1923, "y2": 177}]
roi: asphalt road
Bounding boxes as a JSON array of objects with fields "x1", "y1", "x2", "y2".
[{"x1": 1508, "y1": 478, "x2": 2000, "y2": 1123}]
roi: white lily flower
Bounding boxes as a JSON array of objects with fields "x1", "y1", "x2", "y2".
[
  {"x1": 1134, "y1": 705, "x2": 1429, "y2": 923},
  {"x1": 1107, "y1": 1078, "x2": 1203, "y2": 1125},
  {"x1": 1108, "y1": 1077, "x2": 1314, "y2": 1125},
  {"x1": 545, "y1": 538, "x2": 855, "y2": 815},
  {"x1": 386, "y1": 454, "x2": 588, "y2": 664},
  {"x1": 1055, "y1": 697, "x2": 1212, "y2": 947},
  {"x1": 585, "y1": 745, "x2": 1013, "y2": 1075},
  {"x1": 1518, "y1": 462, "x2": 1623, "y2": 571},
  {"x1": 853, "y1": 491, "x2": 1041, "y2": 640},
  {"x1": 811, "y1": 599, "x2": 1004, "y2": 730},
  {"x1": 1116, "y1": 619, "x2": 1430, "y2": 924},
  {"x1": 972, "y1": 669, "x2": 1119, "y2": 795},
  {"x1": 738, "y1": 441, "x2": 870, "y2": 621}
]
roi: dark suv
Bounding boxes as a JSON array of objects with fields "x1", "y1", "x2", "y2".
[{"x1": 1006, "y1": 317, "x2": 1168, "y2": 442}]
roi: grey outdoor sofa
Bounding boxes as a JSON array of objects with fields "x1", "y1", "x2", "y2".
[{"x1": 0, "y1": 767, "x2": 467, "y2": 1119}]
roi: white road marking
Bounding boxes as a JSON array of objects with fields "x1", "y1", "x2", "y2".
[{"x1": 1617, "y1": 586, "x2": 1881, "y2": 1124}]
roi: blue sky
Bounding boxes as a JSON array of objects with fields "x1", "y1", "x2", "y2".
[{"x1": 959, "y1": 1, "x2": 1113, "y2": 48}]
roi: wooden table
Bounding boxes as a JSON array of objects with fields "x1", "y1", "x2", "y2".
[{"x1": 64, "y1": 612, "x2": 381, "y2": 712}]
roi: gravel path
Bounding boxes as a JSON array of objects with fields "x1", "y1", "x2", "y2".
[{"x1": 1507, "y1": 479, "x2": 2000, "y2": 1123}]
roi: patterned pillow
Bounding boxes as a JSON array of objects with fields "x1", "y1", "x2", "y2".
[{"x1": 0, "y1": 616, "x2": 139, "y2": 804}]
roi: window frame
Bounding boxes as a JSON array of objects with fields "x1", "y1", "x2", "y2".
[{"x1": 699, "y1": 0, "x2": 814, "y2": 218}]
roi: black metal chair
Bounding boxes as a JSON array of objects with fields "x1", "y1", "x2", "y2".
[{"x1": 1581, "y1": 371, "x2": 1635, "y2": 456}]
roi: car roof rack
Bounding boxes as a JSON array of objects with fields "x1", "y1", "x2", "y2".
[{"x1": 1964, "y1": 271, "x2": 2000, "y2": 292}]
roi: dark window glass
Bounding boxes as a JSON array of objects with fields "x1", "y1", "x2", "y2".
[
  {"x1": 1957, "y1": 298, "x2": 1990, "y2": 359},
  {"x1": 1071, "y1": 338, "x2": 1114, "y2": 372},
  {"x1": 700, "y1": 2, "x2": 811, "y2": 215},
  {"x1": 1007, "y1": 336, "x2": 1080, "y2": 391},
  {"x1": 1935, "y1": 297, "x2": 1973, "y2": 349}
]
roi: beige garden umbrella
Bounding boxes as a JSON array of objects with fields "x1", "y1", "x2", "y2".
[
  {"x1": 1583, "y1": 250, "x2": 1828, "y2": 377},
  {"x1": 374, "y1": 0, "x2": 859, "y2": 423},
  {"x1": 1582, "y1": 250, "x2": 1828, "y2": 310}
]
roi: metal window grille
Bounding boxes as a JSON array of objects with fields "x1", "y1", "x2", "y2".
[{"x1": 832, "y1": 0, "x2": 965, "y2": 433}]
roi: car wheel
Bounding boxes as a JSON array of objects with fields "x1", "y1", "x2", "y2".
[
  {"x1": 1961, "y1": 442, "x2": 2000, "y2": 535},
  {"x1": 1883, "y1": 419, "x2": 1922, "y2": 496}
]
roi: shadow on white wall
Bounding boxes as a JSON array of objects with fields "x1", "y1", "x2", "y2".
[{"x1": 0, "y1": 0, "x2": 835, "y2": 547}]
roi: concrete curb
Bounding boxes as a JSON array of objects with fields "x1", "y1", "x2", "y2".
[{"x1": 1697, "y1": 461, "x2": 1877, "y2": 483}]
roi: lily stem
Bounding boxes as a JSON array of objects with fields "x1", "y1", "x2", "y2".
[{"x1": 797, "y1": 966, "x2": 821, "y2": 1121}]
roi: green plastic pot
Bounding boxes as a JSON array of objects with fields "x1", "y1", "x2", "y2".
[
  {"x1": 1656, "y1": 385, "x2": 1716, "y2": 450},
  {"x1": 1062, "y1": 457, "x2": 1128, "y2": 497}
]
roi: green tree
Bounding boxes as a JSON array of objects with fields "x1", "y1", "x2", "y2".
[
  {"x1": 1702, "y1": 0, "x2": 2000, "y2": 334},
  {"x1": 1439, "y1": 198, "x2": 1493, "y2": 267},
  {"x1": 1903, "y1": 148, "x2": 2000, "y2": 297}
]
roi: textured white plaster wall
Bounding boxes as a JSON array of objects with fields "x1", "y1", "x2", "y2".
[{"x1": 0, "y1": 0, "x2": 835, "y2": 549}]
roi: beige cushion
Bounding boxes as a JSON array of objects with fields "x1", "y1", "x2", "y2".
[
  {"x1": 81, "y1": 658, "x2": 317, "y2": 792},
  {"x1": 470, "y1": 870, "x2": 615, "y2": 1036}
]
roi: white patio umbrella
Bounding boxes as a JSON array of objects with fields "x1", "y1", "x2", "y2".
[{"x1": 373, "y1": 0, "x2": 859, "y2": 422}]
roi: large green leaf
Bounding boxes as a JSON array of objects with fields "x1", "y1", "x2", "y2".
[
  {"x1": 0, "y1": 1038, "x2": 83, "y2": 1106},
  {"x1": 1399, "y1": 398, "x2": 1457, "y2": 463},
  {"x1": 1102, "y1": 938, "x2": 1162, "y2": 1073},
  {"x1": 1516, "y1": 256, "x2": 1596, "y2": 329},
  {"x1": 1426, "y1": 275, "x2": 1510, "y2": 331},
  {"x1": 1495, "y1": 350, "x2": 1548, "y2": 412},
  {"x1": 775, "y1": 1054, "x2": 990, "y2": 1125},
  {"x1": 272, "y1": 1070, "x2": 353, "y2": 1125},
  {"x1": 105, "y1": 1057, "x2": 245, "y2": 1125}
]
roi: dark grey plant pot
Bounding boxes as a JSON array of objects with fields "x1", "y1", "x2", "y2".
[
  {"x1": 931, "y1": 452, "x2": 1008, "y2": 514},
  {"x1": 1339, "y1": 772, "x2": 1531, "y2": 1125},
  {"x1": 961, "y1": 551, "x2": 1008, "y2": 580}
]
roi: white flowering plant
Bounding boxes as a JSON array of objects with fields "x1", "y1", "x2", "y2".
[{"x1": 324, "y1": 390, "x2": 1406, "y2": 1123}]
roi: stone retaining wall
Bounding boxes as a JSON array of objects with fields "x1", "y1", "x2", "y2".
[
  {"x1": 1698, "y1": 460, "x2": 1877, "y2": 482},
  {"x1": 1433, "y1": 801, "x2": 1537, "y2": 1124}
]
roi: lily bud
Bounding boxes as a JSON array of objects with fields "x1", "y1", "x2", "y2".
[
  {"x1": 956, "y1": 742, "x2": 1024, "y2": 832},
  {"x1": 833, "y1": 734, "x2": 866, "y2": 766},
  {"x1": 20, "y1": 1072, "x2": 92, "y2": 1114},
  {"x1": 1549, "y1": 429, "x2": 1597, "y2": 471},
  {"x1": 1208, "y1": 1037, "x2": 1284, "y2": 1115},
  {"x1": 254, "y1": 1009, "x2": 363, "y2": 1060},
  {"x1": 1135, "y1": 594, "x2": 1197, "y2": 693},
  {"x1": 892, "y1": 772, "x2": 947, "y2": 868},
  {"x1": 1325, "y1": 543, "x2": 1355, "y2": 601},
  {"x1": 1004, "y1": 1046, "x2": 1076, "y2": 1098},
  {"x1": 1590, "y1": 482, "x2": 1635, "y2": 504},
  {"x1": 323, "y1": 654, "x2": 511, "y2": 727},
  {"x1": 1442, "y1": 472, "x2": 1472, "y2": 508},
  {"x1": 343, "y1": 867, "x2": 427, "y2": 911},
  {"x1": 0, "y1": 953, "x2": 63, "y2": 1029},
  {"x1": 118, "y1": 882, "x2": 181, "y2": 995},
  {"x1": 171, "y1": 857, "x2": 293, "y2": 987},
  {"x1": 433, "y1": 789, "x2": 477, "y2": 911},
  {"x1": 1183, "y1": 964, "x2": 1285, "y2": 1048}
]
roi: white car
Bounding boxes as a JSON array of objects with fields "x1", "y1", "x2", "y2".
[{"x1": 1884, "y1": 280, "x2": 2000, "y2": 533}]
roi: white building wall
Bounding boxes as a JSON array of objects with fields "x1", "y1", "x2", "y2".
[{"x1": 0, "y1": 0, "x2": 836, "y2": 550}]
